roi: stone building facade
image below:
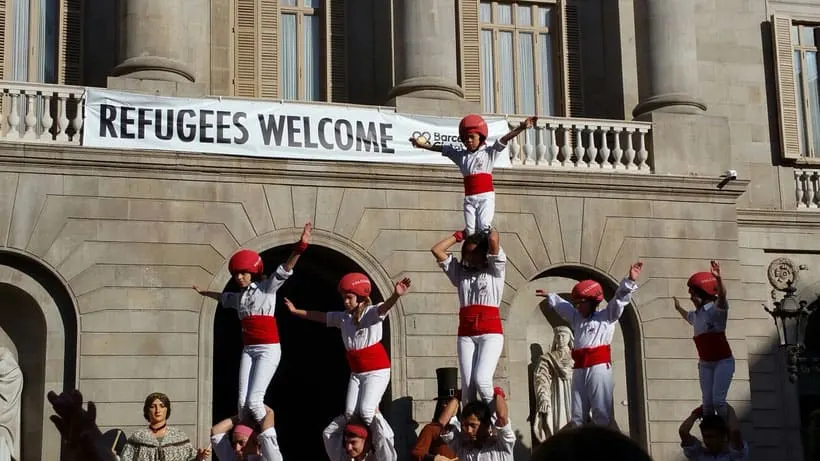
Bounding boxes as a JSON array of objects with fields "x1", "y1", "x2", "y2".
[{"x1": 0, "y1": 0, "x2": 819, "y2": 460}]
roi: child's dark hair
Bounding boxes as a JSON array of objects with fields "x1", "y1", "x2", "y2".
[
  {"x1": 461, "y1": 401, "x2": 492, "y2": 426},
  {"x1": 531, "y1": 426, "x2": 653, "y2": 461},
  {"x1": 462, "y1": 232, "x2": 490, "y2": 257},
  {"x1": 692, "y1": 286, "x2": 717, "y2": 303},
  {"x1": 699, "y1": 414, "x2": 729, "y2": 435}
]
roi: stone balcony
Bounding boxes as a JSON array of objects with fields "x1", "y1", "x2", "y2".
[
  {"x1": 795, "y1": 168, "x2": 820, "y2": 209},
  {"x1": 0, "y1": 80, "x2": 653, "y2": 172}
]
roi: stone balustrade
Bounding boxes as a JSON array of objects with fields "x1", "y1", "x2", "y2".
[
  {"x1": 506, "y1": 116, "x2": 652, "y2": 172},
  {"x1": 795, "y1": 168, "x2": 820, "y2": 209},
  {"x1": 0, "y1": 81, "x2": 85, "y2": 144}
]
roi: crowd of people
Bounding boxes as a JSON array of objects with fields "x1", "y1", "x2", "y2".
[{"x1": 43, "y1": 113, "x2": 748, "y2": 461}]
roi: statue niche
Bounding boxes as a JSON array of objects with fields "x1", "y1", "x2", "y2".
[{"x1": 532, "y1": 326, "x2": 574, "y2": 442}]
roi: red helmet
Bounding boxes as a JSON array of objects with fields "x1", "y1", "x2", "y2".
[
  {"x1": 338, "y1": 273, "x2": 371, "y2": 298},
  {"x1": 458, "y1": 114, "x2": 488, "y2": 141},
  {"x1": 344, "y1": 422, "x2": 369, "y2": 439},
  {"x1": 687, "y1": 272, "x2": 719, "y2": 297},
  {"x1": 571, "y1": 280, "x2": 604, "y2": 303},
  {"x1": 228, "y1": 249, "x2": 263, "y2": 275}
]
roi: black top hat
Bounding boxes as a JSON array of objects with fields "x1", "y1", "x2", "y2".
[
  {"x1": 434, "y1": 367, "x2": 459, "y2": 401},
  {"x1": 101, "y1": 429, "x2": 127, "y2": 455}
]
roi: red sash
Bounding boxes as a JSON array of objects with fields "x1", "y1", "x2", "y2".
[
  {"x1": 572, "y1": 345, "x2": 611, "y2": 369},
  {"x1": 458, "y1": 305, "x2": 503, "y2": 337},
  {"x1": 693, "y1": 332, "x2": 733, "y2": 362},
  {"x1": 241, "y1": 315, "x2": 280, "y2": 346},
  {"x1": 463, "y1": 173, "x2": 494, "y2": 195},
  {"x1": 346, "y1": 342, "x2": 390, "y2": 373}
]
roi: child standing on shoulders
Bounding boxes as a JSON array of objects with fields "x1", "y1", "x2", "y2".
[
  {"x1": 431, "y1": 228, "x2": 506, "y2": 405},
  {"x1": 535, "y1": 261, "x2": 643, "y2": 427},
  {"x1": 193, "y1": 222, "x2": 312, "y2": 424},
  {"x1": 285, "y1": 274, "x2": 411, "y2": 424},
  {"x1": 674, "y1": 260, "x2": 734, "y2": 419},
  {"x1": 410, "y1": 114, "x2": 537, "y2": 236}
]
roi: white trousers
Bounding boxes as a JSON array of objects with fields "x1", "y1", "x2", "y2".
[
  {"x1": 463, "y1": 191, "x2": 495, "y2": 236},
  {"x1": 457, "y1": 333, "x2": 504, "y2": 403},
  {"x1": 344, "y1": 368, "x2": 391, "y2": 425},
  {"x1": 571, "y1": 363, "x2": 613, "y2": 426},
  {"x1": 238, "y1": 343, "x2": 281, "y2": 422},
  {"x1": 698, "y1": 357, "x2": 735, "y2": 417}
]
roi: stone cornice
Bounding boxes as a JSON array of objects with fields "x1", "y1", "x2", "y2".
[
  {"x1": 0, "y1": 143, "x2": 749, "y2": 202},
  {"x1": 737, "y1": 208, "x2": 820, "y2": 229}
]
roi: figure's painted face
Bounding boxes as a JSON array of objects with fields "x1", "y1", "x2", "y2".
[
  {"x1": 234, "y1": 271, "x2": 252, "y2": 288},
  {"x1": 148, "y1": 399, "x2": 167, "y2": 424},
  {"x1": 555, "y1": 331, "x2": 571, "y2": 349},
  {"x1": 462, "y1": 132, "x2": 483, "y2": 151}
]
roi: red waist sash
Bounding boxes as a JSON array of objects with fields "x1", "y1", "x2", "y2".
[
  {"x1": 346, "y1": 342, "x2": 391, "y2": 373},
  {"x1": 241, "y1": 315, "x2": 280, "y2": 346},
  {"x1": 572, "y1": 345, "x2": 611, "y2": 369},
  {"x1": 463, "y1": 173, "x2": 494, "y2": 195},
  {"x1": 458, "y1": 304, "x2": 503, "y2": 337},
  {"x1": 693, "y1": 331, "x2": 733, "y2": 362}
]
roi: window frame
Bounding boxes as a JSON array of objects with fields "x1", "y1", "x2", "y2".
[
  {"x1": 479, "y1": 0, "x2": 560, "y2": 116},
  {"x1": 792, "y1": 22, "x2": 820, "y2": 158},
  {"x1": 279, "y1": 0, "x2": 325, "y2": 101}
]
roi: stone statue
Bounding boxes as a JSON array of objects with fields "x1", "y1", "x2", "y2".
[
  {"x1": 533, "y1": 326, "x2": 574, "y2": 443},
  {"x1": 0, "y1": 348, "x2": 22, "y2": 461}
]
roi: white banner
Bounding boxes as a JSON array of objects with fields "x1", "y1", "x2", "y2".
[{"x1": 83, "y1": 88, "x2": 512, "y2": 167}]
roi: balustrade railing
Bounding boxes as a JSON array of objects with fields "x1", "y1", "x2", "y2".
[
  {"x1": 506, "y1": 115, "x2": 652, "y2": 172},
  {"x1": 0, "y1": 81, "x2": 85, "y2": 144},
  {"x1": 795, "y1": 169, "x2": 820, "y2": 209}
]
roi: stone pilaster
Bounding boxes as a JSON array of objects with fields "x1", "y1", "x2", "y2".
[{"x1": 632, "y1": 0, "x2": 706, "y2": 118}]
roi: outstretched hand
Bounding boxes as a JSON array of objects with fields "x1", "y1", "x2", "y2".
[
  {"x1": 628, "y1": 260, "x2": 643, "y2": 281},
  {"x1": 520, "y1": 116, "x2": 538, "y2": 129},
  {"x1": 196, "y1": 446, "x2": 211, "y2": 460},
  {"x1": 394, "y1": 277, "x2": 412, "y2": 296},
  {"x1": 192, "y1": 285, "x2": 204, "y2": 294},
  {"x1": 534, "y1": 289, "x2": 548, "y2": 298},
  {"x1": 673, "y1": 296, "x2": 683, "y2": 310},
  {"x1": 408, "y1": 136, "x2": 425, "y2": 148},
  {"x1": 283, "y1": 297, "x2": 297, "y2": 314},
  {"x1": 300, "y1": 221, "x2": 313, "y2": 244},
  {"x1": 710, "y1": 260, "x2": 721, "y2": 279}
]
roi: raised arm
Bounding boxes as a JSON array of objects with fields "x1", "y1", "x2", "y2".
[
  {"x1": 673, "y1": 297, "x2": 691, "y2": 322},
  {"x1": 282, "y1": 222, "x2": 312, "y2": 273},
  {"x1": 494, "y1": 390, "x2": 510, "y2": 427},
  {"x1": 284, "y1": 298, "x2": 327, "y2": 324},
  {"x1": 678, "y1": 407, "x2": 701, "y2": 447},
  {"x1": 409, "y1": 136, "x2": 444, "y2": 153},
  {"x1": 499, "y1": 116, "x2": 537, "y2": 144},
  {"x1": 711, "y1": 260, "x2": 729, "y2": 310},
  {"x1": 210, "y1": 414, "x2": 240, "y2": 436},
  {"x1": 322, "y1": 415, "x2": 347, "y2": 461},
  {"x1": 369, "y1": 412, "x2": 398, "y2": 461},
  {"x1": 603, "y1": 261, "x2": 642, "y2": 323},
  {"x1": 378, "y1": 278, "x2": 411, "y2": 317},
  {"x1": 431, "y1": 231, "x2": 462, "y2": 263},
  {"x1": 436, "y1": 397, "x2": 460, "y2": 426},
  {"x1": 192, "y1": 286, "x2": 221, "y2": 302},
  {"x1": 488, "y1": 228, "x2": 500, "y2": 256},
  {"x1": 535, "y1": 290, "x2": 578, "y2": 325}
]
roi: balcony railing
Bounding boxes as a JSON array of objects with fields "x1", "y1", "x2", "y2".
[
  {"x1": 0, "y1": 80, "x2": 653, "y2": 172},
  {"x1": 795, "y1": 169, "x2": 820, "y2": 209}
]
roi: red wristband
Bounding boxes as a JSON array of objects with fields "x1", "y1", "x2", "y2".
[
  {"x1": 493, "y1": 386, "x2": 506, "y2": 399},
  {"x1": 293, "y1": 240, "x2": 308, "y2": 254},
  {"x1": 453, "y1": 231, "x2": 464, "y2": 242}
]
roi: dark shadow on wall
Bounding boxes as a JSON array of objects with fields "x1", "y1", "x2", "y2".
[
  {"x1": 759, "y1": 21, "x2": 785, "y2": 167},
  {"x1": 212, "y1": 244, "x2": 392, "y2": 461}
]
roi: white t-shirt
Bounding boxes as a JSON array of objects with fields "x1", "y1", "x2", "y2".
[
  {"x1": 211, "y1": 427, "x2": 283, "y2": 461},
  {"x1": 441, "y1": 421, "x2": 515, "y2": 461},
  {"x1": 682, "y1": 439, "x2": 749, "y2": 460},
  {"x1": 442, "y1": 140, "x2": 507, "y2": 179},
  {"x1": 438, "y1": 249, "x2": 507, "y2": 308},
  {"x1": 326, "y1": 304, "x2": 387, "y2": 351},
  {"x1": 220, "y1": 264, "x2": 293, "y2": 319},
  {"x1": 322, "y1": 414, "x2": 397, "y2": 461},
  {"x1": 686, "y1": 302, "x2": 729, "y2": 336}
]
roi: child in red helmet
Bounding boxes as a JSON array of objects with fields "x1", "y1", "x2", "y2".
[
  {"x1": 409, "y1": 114, "x2": 537, "y2": 236},
  {"x1": 193, "y1": 222, "x2": 312, "y2": 424},
  {"x1": 674, "y1": 260, "x2": 734, "y2": 419},
  {"x1": 535, "y1": 261, "x2": 643, "y2": 428},
  {"x1": 285, "y1": 273, "x2": 411, "y2": 425}
]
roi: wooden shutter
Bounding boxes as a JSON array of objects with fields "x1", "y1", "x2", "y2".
[
  {"x1": 59, "y1": 0, "x2": 83, "y2": 85},
  {"x1": 558, "y1": 0, "x2": 583, "y2": 117},
  {"x1": 772, "y1": 15, "x2": 802, "y2": 160},
  {"x1": 326, "y1": 0, "x2": 347, "y2": 102},
  {"x1": 457, "y1": 0, "x2": 481, "y2": 102},
  {"x1": 233, "y1": 0, "x2": 279, "y2": 98}
]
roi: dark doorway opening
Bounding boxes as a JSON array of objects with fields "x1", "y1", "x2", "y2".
[{"x1": 212, "y1": 244, "x2": 391, "y2": 460}]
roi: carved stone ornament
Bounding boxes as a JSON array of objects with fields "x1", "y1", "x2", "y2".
[{"x1": 768, "y1": 257, "x2": 800, "y2": 291}]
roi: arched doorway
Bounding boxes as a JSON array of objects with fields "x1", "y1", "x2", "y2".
[
  {"x1": 0, "y1": 250, "x2": 78, "y2": 461},
  {"x1": 212, "y1": 244, "x2": 391, "y2": 461}
]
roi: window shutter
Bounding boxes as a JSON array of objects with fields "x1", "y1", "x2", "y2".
[
  {"x1": 772, "y1": 15, "x2": 802, "y2": 160},
  {"x1": 559, "y1": 0, "x2": 583, "y2": 117},
  {"x1": 233, "y1": 0, "x2": 279, "y2": 98},
  {"x1": 457, "y1": 0, "x2": 481, "y2": 102},
  {"x1": 326, "y1": 0, "x2": 347, "y2": 102},
  {"x1": 258, "y1": 0, "x2": 278, "y2": 98},
  {"x1": 234, "y1": 0, "x2": 258, "y2": 97},
  {"x1": 59, "y1": 0, "x2": 83, "y2": 85}
]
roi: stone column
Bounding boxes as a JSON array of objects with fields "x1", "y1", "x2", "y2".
[
  {"x1": 632, "y1": 0, "x2": 706, "y2": 118},
  {"x1": 110, "y1": 0, "x2": 210, "y2": 93},
  {"x1": 388, "y1": 0, "x2": 465, "y2": 101}
]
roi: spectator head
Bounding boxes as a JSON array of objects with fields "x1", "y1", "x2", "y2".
[
  {"x1": 142, "y1": 392, "x2": 171, "y2": 424},
  {"x1": 531, "y1": 426, "x2": 653, "y2": 461},
  {"x1": 232, "y1": 423, "x2": 259, "y2": 457},
  {"x1": 699, "y1": 414, "x2": 730, "y2": 453},
  {"x1": 460, "y1": 400, "x2": 492, "y2": 445},
  {"x1": 343, "y1": 417, "x2": 371, "y2": 457}
]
